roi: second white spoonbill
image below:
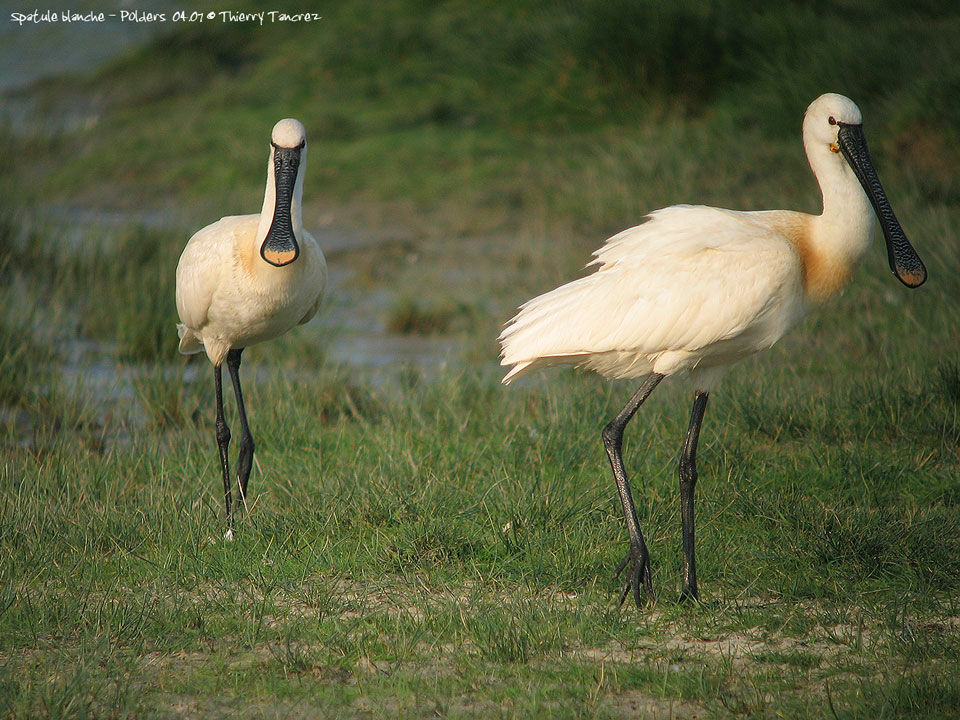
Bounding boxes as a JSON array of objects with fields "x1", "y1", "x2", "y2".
[
  {"x1": 176, "y1": 118, "x2": 328, "y2": 537},
  {"x1": 499, "y1": 93, "x2": 926, "y2": 607}
]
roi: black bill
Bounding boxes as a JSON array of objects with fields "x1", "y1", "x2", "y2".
[
  {"x1": 260, "y1": 142, "x2": 302, "y2": 267},
  {"x1": 837, "y1": 123, "x2": 926, "y2": 288}
]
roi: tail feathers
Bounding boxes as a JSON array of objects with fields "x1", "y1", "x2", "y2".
[
  {"x1": 176, "y1": 324, "x2": 205, "y2": 355},
  {"x1": 499, "y1": 268, "x2": 664, "y2": 382},
  {"x1": 501, "y1": 353, "x2": 592, "y2": 384},
  {"x1": 501, "y1": 361, "x2": 530, "y2": 385},
  {"x1": 499, "y1": 276, "x2": 603, "y2": 382}
]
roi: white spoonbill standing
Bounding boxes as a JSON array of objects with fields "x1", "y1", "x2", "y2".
[
  {"x1": 176, "y1": 118, "x2": 327, "y2": 537},
  {"x1": 499, "y1": 93, "x2": 926, "y2": 607}
]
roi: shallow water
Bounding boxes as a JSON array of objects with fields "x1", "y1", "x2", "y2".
[{"x1": 37, "y1": 204, "x2": 462, "y2": 377}]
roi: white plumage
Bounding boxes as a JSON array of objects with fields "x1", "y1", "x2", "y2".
[
  {"x1": 177, "y1": 121, "x2": 327, "y2": 366},
  {"x1": 499, "y1": 93, "x2": 926, "y2": 607},
  {"x1": 175, "y1": 118, "x2": 327, "y2": 536},
  {"x1": 176, "y1": 215, "x2": 326, "y2": 364},
  {"x1": 501, "y1": 205, "x2": 804, "y2": 388}
]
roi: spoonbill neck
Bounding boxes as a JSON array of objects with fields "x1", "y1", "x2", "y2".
[{"x1": 807, "y1": 140, "x2": 875, "y2": 267}]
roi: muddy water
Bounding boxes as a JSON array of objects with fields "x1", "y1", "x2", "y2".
[{"x1": 43, "y1": 204, "x2": 461, "y2": 376}]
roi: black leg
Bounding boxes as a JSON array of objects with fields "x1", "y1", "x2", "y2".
[
  {"x1": 602, "y1": 373, "x2": 664, "y2": 607},
  {"x1": 679, "y1": 391, "x2": 709, "y2": 602},
  {"x1": 226, "y1": 348, "x2": 254, "y2": 510},
  {"x1": 214, "y1": 362, "x2": 233, "y2": 537}
]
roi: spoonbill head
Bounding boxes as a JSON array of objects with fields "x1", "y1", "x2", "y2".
[
  {"x1": 176, "y1": 118, "x2": 327, "y2": 537},
  {"x1": 499, "y1": 93, "x2": 926, "y2": 607},
  {"x1": 803, "y1": 92, "x2": 926, "y2": 288}
]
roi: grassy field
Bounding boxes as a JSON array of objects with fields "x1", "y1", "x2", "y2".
[{"x1": 2, "y1": 1, "x2": 960, "y2": 717}]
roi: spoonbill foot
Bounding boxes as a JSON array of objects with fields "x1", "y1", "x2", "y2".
[{"x1": 614, "y1": 543, "x2": 655, "y2": 607}]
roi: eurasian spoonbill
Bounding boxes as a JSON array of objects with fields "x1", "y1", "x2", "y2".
[
  {"x1": 176, "y1": 118, "x2": 327, "y2": 538},
  {"x1": 499, "y1": 93, "x2": 926, "y2": 606}
]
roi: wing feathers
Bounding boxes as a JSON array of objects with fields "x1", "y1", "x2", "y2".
[{"x1": 500, "y1": 206, "x2": 804, "y2": 382}]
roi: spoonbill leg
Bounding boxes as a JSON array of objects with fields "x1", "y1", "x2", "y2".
[
  {"x1": 679, "y1": 391, "x2": 709, "y2": 602},
  {"x1": 226, "y1": 348, "x2": 255, "y2": 510},
  {"x1": 213, "y1": 362, "x2": 234, "y2": 537},
  {"x1": 603, "y1": 373, "x2": 664, "y2": 606}
]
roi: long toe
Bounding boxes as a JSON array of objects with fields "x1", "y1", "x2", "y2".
[
  {"x1": 613, "y1": 553, "x2": 631, "y2": 579},
  {"x1": 641, "y1": 564, "x2": 655, "y2": 602},
  {"x1": 614, "y1": 549, "x2": 655, "y2": 607}
]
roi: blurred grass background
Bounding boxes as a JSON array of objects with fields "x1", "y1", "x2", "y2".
[
  {"x1": 2, "y1": 0, "x2": 959, "y2": 717},
  {"x1": 8, "y1": 0, "x2": 960, "y2": 225}
]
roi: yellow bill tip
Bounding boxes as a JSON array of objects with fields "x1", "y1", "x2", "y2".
[
  {"x1": 263, "y1": 248, "x2": 297, "y2": 266},
  {"x1": 897, "y1": 267, "x2": 927, "y2": 288}
]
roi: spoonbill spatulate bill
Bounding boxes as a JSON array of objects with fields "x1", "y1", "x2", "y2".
[
  {"x1": 499, "y1": 93, "x2": 926, "y2": 607},
  {"x1": 176, "y1": 118, "x2": 327, "y2": 538}
]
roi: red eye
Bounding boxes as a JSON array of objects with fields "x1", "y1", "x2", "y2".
[{"x1": 828, "y1": 116, "x2": 837, "y2": 125}]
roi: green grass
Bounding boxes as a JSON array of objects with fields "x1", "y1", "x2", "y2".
[
  {"x1": 1, "y1": 358, "x2": 959, "y2": 717},
  {"x1": 385, "y1": 296, "x2": 479, "y2": 335},
  {"x1": 2, "y1": 0, "x2": 960, "y2": 716}
]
